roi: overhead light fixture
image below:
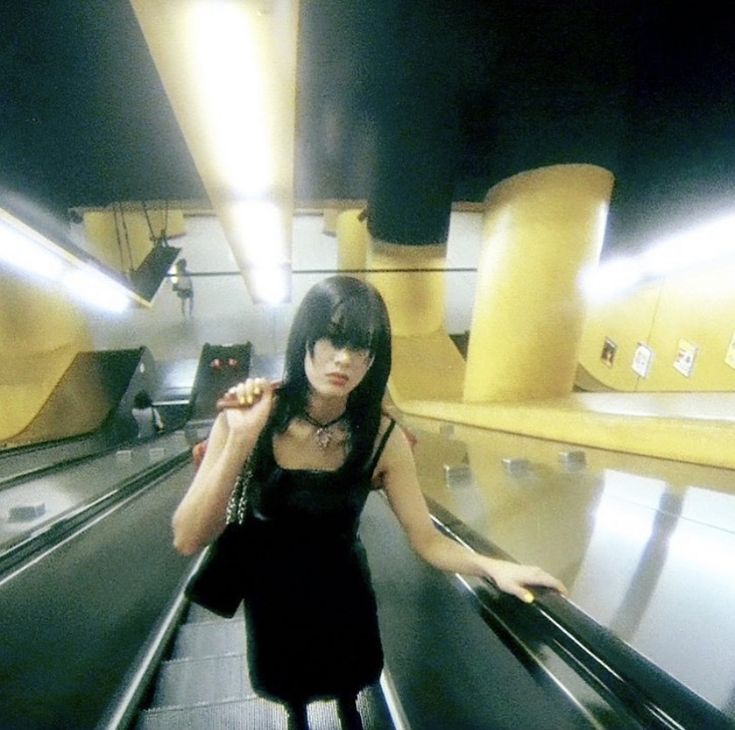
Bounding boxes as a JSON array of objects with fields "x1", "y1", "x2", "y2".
[
  {"x1": 185, "y1": 2, "x2": 275, "y2": 198},
  {"x1": 0, "y1": 218, "x2": 65, "y2": 280},
  {"x1": 583, "y1": 211, "x2": 735, "y2": 302},
  {"x1": 131, "y1": 0, "x2": 298, "y2": 305},
  {"x1": 580, "y1": 255, "x2": 641, "y2": 302},
  {"x1": 250, "y1": 263, "x2": 291, "y2": 304},
  {"x1": 0, "y1": 206, "x2": 144, "y2": 313},
  {"x1": 639, "y1": 212, "x2": 735, "y2": 279},
  {"x1": 62, "y1": 267, "x2": 131, "y2": 313}
]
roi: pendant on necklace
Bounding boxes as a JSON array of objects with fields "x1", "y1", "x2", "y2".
[
  {"x1": 301, "y1": 410, "x2": 345, "y2": 450},
  {"x1": 314, "y1": 427, "x2": 332, "y2": 450}
]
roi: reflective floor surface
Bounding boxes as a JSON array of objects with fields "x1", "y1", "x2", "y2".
[
  {"x1": 0, "y1": 431, "x2": 190, "y2": 551},
  {"x1": 400, "y1": 413, "x2": 735, "y2": 720}
]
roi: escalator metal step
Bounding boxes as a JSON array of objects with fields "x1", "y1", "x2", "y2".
[
  {"x1": 171, "y1": 618, "x2": 246, "y2": 659},
  {"x1": 151, "y1": 653, "x2": 254, "y2": 708},
  {"x1": 185, "y1": 603, "x2": 235, "y2": 623},
  {"x1": 137, "y1": 689, "x2": 392, "y2": 730},
  {"x1": 136, "y1": 696, "x2": 286, "y2": 730}
]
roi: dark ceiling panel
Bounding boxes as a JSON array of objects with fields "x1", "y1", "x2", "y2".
[{"x1": 0, "y1": 0, "x2": 733, "y2": 251}]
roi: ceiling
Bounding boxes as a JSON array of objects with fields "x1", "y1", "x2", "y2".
[{"x1": 1, "y1": 1, "x2": 733, "y2": 255}]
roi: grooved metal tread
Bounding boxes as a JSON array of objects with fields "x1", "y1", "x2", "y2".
[
  {"x1": 135, "y1": 695, "x2": 288, "y2": 729},
  {"x1": 171, "y1": 618, "x2": 247, "y2": 659},
  {"x1": 151, "y1": 652, "x2": 253, "y2": 708},
  {"x1": 137, "y1": 691, "x2": 390, "y2": 730},
  {"x1": 139, "y1": 606, "x2": 394, "y2": 728},
  {"x1": 186, "y1": 603, "x2": 238, "y2": 623}
]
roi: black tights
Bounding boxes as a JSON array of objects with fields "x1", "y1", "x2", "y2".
[
  {"x1": 286, "y1": 702, "x2": 308, "y2": 730},
  {"x1": 285, "y1": 695, "x2": 363, "y2": 730},
  {"x1": 337, "y1": 695, "x2": 364, "y2": 730}
]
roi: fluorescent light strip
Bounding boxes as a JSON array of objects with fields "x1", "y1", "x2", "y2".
[
  {"x1": 63, "y1": 267, "x2": 131, "y2": 313},
  {"x1": 583, "y1": 211, "x2": 735, "y2": 301},
  {"x1": 0, "y1": 209, "x2": 136, "y2": 313},
  {"x1": 0, "y1": 219, "x2": 65, "y2": 279},
  {"x1": 186, "y1": 2, "x2": 275, "y2": 198}
]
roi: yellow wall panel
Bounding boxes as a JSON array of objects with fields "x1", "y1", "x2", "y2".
[
  {"x1": 389, "y1": 332, "x2": 466, "y2": 403},
  {"x1": 0, "y1": 274, "x2": 91, "y2": 440},
  {"x1": 578, "y1": 259, "x2": 735, "y2": 392},
  {"x1": 577, "y1": 280, "x2": 663, "y2": 390}
]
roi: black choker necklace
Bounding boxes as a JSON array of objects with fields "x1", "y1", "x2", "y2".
[{"x1": 301, "y1": 411, "x2": 346, "y2": 450}]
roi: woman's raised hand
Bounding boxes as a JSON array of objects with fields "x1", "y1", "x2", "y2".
[{"x1": 220, "y1": 378, "x2": 276, "y2": 436}]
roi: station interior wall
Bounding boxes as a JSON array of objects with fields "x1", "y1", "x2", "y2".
[
  {"x1": 578, "y1": 263, "x2": 735, "y2": 392},
  {"x1": 3, "y1": 203, "x2": 735, "y2": 441}
]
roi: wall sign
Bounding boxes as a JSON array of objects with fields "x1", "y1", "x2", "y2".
[
  {"x1": 673, "y1": 338, "x2": 698, "y2": 377},
  {"x1": 600, "y1": 337, "x2": 617, "y2": 368},
  {"x1": 632, "y1": 342, "x2": 653, "y2": 378},
  {"x1": 725, "y1": 333, "x2": 735, "y2": 370}
]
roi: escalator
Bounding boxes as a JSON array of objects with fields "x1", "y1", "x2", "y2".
[
  {"x1": 99, "y1": 489, "x2": 733, "y2": 730},
  {"x1": 362, "y1": 495, "x2": 732, "y2": 730},
  {"x1": 0, "y1": 442, "x2": 194, "y2": 730},
  {"x1": 129, "y1": 604, "x2": 394, "y2": 729},
  {"x1": 4, "y1": 429, "x2": 732, "y2": 729},
  {"x1": 189, "y1": 343, "x2": 253, "y2": 422}
]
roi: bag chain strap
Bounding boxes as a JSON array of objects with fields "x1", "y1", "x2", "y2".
[{"x1": 225, "y1": 457, "x2": 253, "y2": 526}]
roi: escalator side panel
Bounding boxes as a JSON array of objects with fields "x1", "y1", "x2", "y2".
[
  {"x1": 0, "y1": 471, "x2": 192, "y2": 730},
  {"x1": 360, "y1": 493, "x2": 603, "y2": 730}
]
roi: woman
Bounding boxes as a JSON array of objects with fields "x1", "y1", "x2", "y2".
[
  {"x1": 131, "y1": 390, "x2": 163, "y2": 439},
  {"x1": 172, "y1": 257, "x2": 194, "y2": 318},
  {"x1": 172, "y1": 276, "x2": 565, "y2": 730}
]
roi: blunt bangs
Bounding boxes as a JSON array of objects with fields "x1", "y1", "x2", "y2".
[
  {"x1": 320, "y1": 301, "x2": 376, "y2": 353},
  {"x1": 302, "y1": 279, "x2": 385, "y2": 356}
]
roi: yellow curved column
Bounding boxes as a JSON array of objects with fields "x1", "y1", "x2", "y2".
[
  {"x1": 464, "y1": 164, "x2": 614, "y2": 402},
  {"x1": 366, "y1": 239, "x2": 446, "y2": 336},
  {"x1": 367, "y1": 239, "x2": 465, "y2": 402},
  {"x1": 336, "y1": 210, "x2": 369, "y2": 280}
]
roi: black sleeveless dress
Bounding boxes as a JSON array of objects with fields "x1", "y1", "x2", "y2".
[{"x1": 240, "y1": 417, "x2": 396, "y2": 704}]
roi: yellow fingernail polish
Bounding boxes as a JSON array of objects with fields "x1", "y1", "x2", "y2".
[
  {"x1": 524, "y1": 592, "x2": 534, "y2": 603},
  {"x1": 247, "y1": 395, "x2": 253, "y2": 405}
]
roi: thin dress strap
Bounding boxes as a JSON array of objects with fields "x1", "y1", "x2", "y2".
[{"x1": 367, "y1": 418, "x2": 396, "y2": 474}]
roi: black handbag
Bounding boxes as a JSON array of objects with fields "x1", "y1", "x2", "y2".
[{"x1": 184, "y1": 462, "x2": 251, "y2": 618}]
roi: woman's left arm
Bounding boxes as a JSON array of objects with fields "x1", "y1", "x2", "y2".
[{"x1": 377, "y1": 425, "x2": 567, "y2": 604}]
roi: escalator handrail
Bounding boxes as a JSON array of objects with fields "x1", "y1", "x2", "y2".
[
  {"x1": 0, "y1": 450, "x2": 191, "y2": 578},
  {"x1": 428, "y1": 502, "x2": 733, "y2": 730},
  {"x1": 0, "y1": 431, "x2": 92, "y2": 461},
  {"x1": 96, "y1": 556, "x2": 201, "y2": 730},
  {"x1": 0, "y1": 431, "x2": 176, "y2": 492}
]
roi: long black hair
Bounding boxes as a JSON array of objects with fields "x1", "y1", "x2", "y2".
[
  {"x1": 271, "y1": 275, "x2": 392, "y2": 468},
  {"x1": 133, "y1": 391, "x2": 153, "y2": 409}
]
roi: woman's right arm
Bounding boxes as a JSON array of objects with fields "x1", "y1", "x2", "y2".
[{"x1": 172, "y1": 378, "x2": 274, "y2": 555}]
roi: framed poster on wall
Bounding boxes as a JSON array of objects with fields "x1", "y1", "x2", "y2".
[
  {"x1": 673, "y1": 338, "x2": 698, "y2": 377},
  {"x1": 632, "y1": 342, "x2": 653, "y2": 378},
  {"x1": 600, "y1": 337, "x2": 617, "y2": 368},
  {"x1": 725, "y1": 332, "x2": 735, "y2": 370}
]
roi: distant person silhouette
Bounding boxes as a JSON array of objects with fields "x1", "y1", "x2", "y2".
[
  {"x1": 132, "y1": 391, "x2": 163, "y2": 439},
  {"x1": 172, "y1": 258, "x2": 194, "y2": 318}
]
